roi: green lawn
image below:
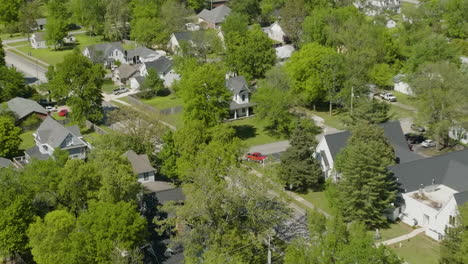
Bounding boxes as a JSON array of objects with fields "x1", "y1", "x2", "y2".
[
  {"x1": 102, "y1": 79, "x2": 118, "y2": 94},
  {"x1": 140, "y1": 94, "x2": 184, "y2": 110},
  {"x1": 51, "y1": 112, "x2": 67, "y2": 121},
  {"x1": 389, "y1": 104, "x2": 416, "y2": 120},
  {"x1": 392, "y1": 91, "x2": 418, "y2": 109},
  {"x1": 160, "y1": 112, "x2": 184, "y2": 129},
  {"x1": 5, "y1": 41, "x2": 29, "y2": 47},
  {"x1": 229, "y1": 117, "x2": 285, "y2": 147},
  {"x1": 371, "y1": 222, "x2": 414, "y2": 242},
  {"x1": 0, "y1": 32, "x2": 26, "y2": 41},
  {"x1": 298, "y1": 191, "x2": 332, "y2": 215},
  {"x1": 16, "y1": 33, "x2": 105, "y2": 65},
  {"x1": 390, "y1": 234, "x2": 440, "y2": 264},
  {"x1": 19, "y1": 130, "x2": 35, "y2": 150}
]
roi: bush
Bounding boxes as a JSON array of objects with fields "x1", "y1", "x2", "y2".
[{"x1": 21, "y1": 115, "x2": 42, "y2": 131}]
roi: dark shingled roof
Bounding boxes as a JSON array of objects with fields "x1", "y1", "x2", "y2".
[
  {"x1": 389, "y1": 150, "x2": 468, "y2": 197},
  {"x1": 36, "y1": 117, "x2": 85, "y2": 148},
  {"x1": 25, "y1": 146, "x2": 51, "y2": 161},
  {"x1": 226, "y1": 76, "x2": 250, "y2": 95},
  {"x1": 172, "y1": 32, "x2": 194, "y2": 42},
  {"x1": 323, "y1": 121, "x2": 423, "y2": 164},
  {"x1": 123, "y1": 150, "x2": 156, "y2": 175},
  {"x1": 126, "y1": 46, "x2": 158, "y2": 58},
  {"x1": 7, "y1": 97, "x2": 47, "y2": 120},
  {"x1": 84, "y1": 42, "x2": 123, "y2": 63},
  {"x1": 454, "y1": 191, "x2": 468, "y2": 206},
  {"x1": 198, "y1": 5, "x2": 231, "y2": 24},
  {"x1": 143, "y1": 56, "x2": 173, "y2": 75},
  {"x1": 155, "y1": 188, "x2": 185, "y2": 205}
]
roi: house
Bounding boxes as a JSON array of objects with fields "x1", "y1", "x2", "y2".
[
  {"x1": 354, "y1": 0, "x2": 401, "y2": 16},
  {"x1": 30, "y1": 32, "x2": 47, "y2": 49},
  {"x1": 63, "y1": 34, "x2": 76, "y2": 44},
  {"x1": 197, "y1": 5, "x2": 231, "y2": 29},
  {"x1": 82, "y1": 42, "x2": 126, "y2": 67},
  {"x1": 123, "y1": 150, "x2": 156, "y2": 183},
  {"x1": 168, "y1": 32, "x2": 195, "y2": 54},
  {"x1": 185, "y1": 23, "x2": 200, "y2": 31},
  {"x1": 275, "y1": 45, "x2": 295, "y2": 62},
  {"x1": 389, "y1": 149, "x2": 468, "y2": 240},
  {"x1": 35, "y1": 18, "x2": 47, "y2": 31},
  {"x1": 0, "y1": 157, "x2": 13, "y2": 169},
  {"x1": 386, "y1": 19, "x2": 397, "y2": 28},
  {"x1": 130, "y1": 76, "x2": 146, "y2": 91},
  {"x1": 226, "y1": 76, "x2": 255, "y2": 120},
  {"x1": 315, "y1": 121, "x2": 423, "y2": 180},
  {"x1": 113, "y1": 64, "x2": 140, "y2": 85},
  {"x1": 125, "y1": 46, "x2": 163, "y2": 64},
  {"x1": 262, "y1": 21, "x2": 287, "y2": 43},
  {"x1": 135, "y1": 56, "x2": 180, "y2": 87},
  {"x1": 21, "y1": 117, "x2": 89, "y2": 164},
  {"x1": 393, "y1": 74, "x2": 414, "y2": 96},
  {"x1": 7, "y1": 97, "x2": 48, "y2": 123}
]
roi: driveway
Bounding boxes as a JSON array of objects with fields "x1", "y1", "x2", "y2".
[{"x1": 249, "y1": 140, "x2": 290, "y2": 155}]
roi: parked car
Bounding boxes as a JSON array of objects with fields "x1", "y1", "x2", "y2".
[
  {"x1": 421, "y1": 139, "x2": 436, "y2": 148},
  {"x1": 380, "y1": 92, "x2": 397, "y2": 102},
  {"x1": 246, "y1": 152, "x2": 267, "y2": 163},
  {"x1": 405, "y1": 133, "x2": 425, "y2": 144},
  {"x1": 45, "y1": 106, "x2": 58, "y2": 112},
  {"x1": 411, "y1": 124, "x2": 426, "y2": 132},
  {"x1": 58, "y1": 109, "x2": 68, "y2": 117},
  {"x1": 113, "y1": 87, "x2": 129, "y2": 95}
]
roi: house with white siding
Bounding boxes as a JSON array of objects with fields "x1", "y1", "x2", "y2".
[
  {"x1": 82, "y1": 42, "x2": 126, "y2": 67},
  {"x1": 262, "y1": 21, "x2": 287, "y2": 43},
  {"x1": 393, "y1": 74, "x2": 414, "y2": 96},
  {"x1": 226, "y1": 76, "x2": 255, "y2": 120},
  {"x1": 123, "y1": 150, "x2": 156, "y2": 183}
]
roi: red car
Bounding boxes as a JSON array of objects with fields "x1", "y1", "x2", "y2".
[
  {"x1": 246, "y1": 152, "x2": 267, "y2": 163},
  {"x1": 58, "y1": 109, "x2": 68, "y2": 117}
]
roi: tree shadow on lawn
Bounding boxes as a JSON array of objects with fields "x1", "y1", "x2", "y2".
[{"x1": 233, "y1": 125, "x2": 257, "y2": 140}]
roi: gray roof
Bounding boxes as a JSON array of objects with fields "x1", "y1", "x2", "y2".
[
  {"x1": 226, "y1": 76, "x2": 250, "y2": 95},
  {"x1": 198, "y1": 5, "x2": 231, "y2": 24},
  {"x1": 0, "y1": 157, "x2": 12, "y2": 168},
  {"x1": 134, "y1": 76, "x2": 146, "y2": 84},
  {"x1": 454, "y1": 191, "x2": 468, "y2": 206},
  {"x1": 123, "y1": 150, "x2": 156, "y2": 175},
  {"x1": 85, "y1": 42, "x2": 124, "y2": 63},
  {"x1": 173, "y1": 32, "x2": 194, "y2": 42},
  {"x1": 25, "y1": 145, "x2": 51, "y2": 161},
  {"x1": 115, "y1": 64, "x2": 139, "y2": 79},
  {"x1": 36, "y1": 117, "x2": 84, "y2": 148},
  {"x1": 7, "y1": 97, "x2": 47, "y2": 120},
  {"x1": 323, "y1": 121, "x2": 423, "y2": 164},
  {"x1": 155, "y1": 188, "x2": 185, "y2": 205},
  {"x1": 389, "y1": 150, "x2": 468, "y2": 196},
  {"x1": 35, "y1": 18, "x2": 47, "y2": 26},
  {"x1": 126, "y1": 46, "x2": 158, "y2": 58},
  {"x1": 143, "y1": 56, "x2": 173, "y2": 75}
]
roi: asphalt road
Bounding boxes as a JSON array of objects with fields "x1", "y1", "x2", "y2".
[{"x1": 5, "y1": 50, "x2": 47, "y2": 83}]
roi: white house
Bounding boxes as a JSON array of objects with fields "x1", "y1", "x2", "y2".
[
  {"x1": 393, "y1": 74, "x2": 414, "y2": 96},
  {"x1": 82, "y1": 42, "x2": 126, "y2": 67},
  {"x1": 226, "y1": 76, "x2": 255, "y2": 120},
  {"x1": 197, "y1": 5, "x2": 231, "y2": 29},
  {"x1": 389, "y1": 150, "x2": 468, "y2": 240},
  {"x1": 275, "y1": 45, "x2": 295, "y2": 62},
  {"x1": 354, "y1": 0, "x2": 401, "y2": 16},
  {"x1": 262, "y1": 21, "x2": 287, "y2": 43},
  {"x1": 167, "y1": 32, "x2": 194, "y2": 54},
  {"x1": 34, "y1": 18, "x2": 47, "y2": 31},
  {"x1": 126, "y1": 46, "x2": 164, "y2": 64},
  {"x1": 315, "y1": 121, "x2": 423, "y2": 180},
  {"x1": 30, "y1": 32, "x2": 47, "y2": 49},
  {"x1": 449, "y1": 125, "x2": 468, "y2": 145},
  {"x1": 130, "y1": 56, "x2": 180, "y2": 89},
  {"x1": 113, "y1": 64, "x2": 140, "y2": 85},
  {"x1": 123, "y1": 150, "x2": 156, "y2": 183},
  {"x1": 386, "y1": 19, "x2": 397, "y2": 28}
]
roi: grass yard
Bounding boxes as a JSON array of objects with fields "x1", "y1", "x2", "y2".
[
  {"x1": 229, "y1": 117, "x2": 285, "y2": 147},
  {"x1": 390, "y1": 234, "x2": 440, "y2": 264},
  {"x1": 51, "y1": 112, "x2": 67, "y2": 121},
  {"x1": 0, "y1": 32, "x2": 26, "y2": 41},
  {"x1": 19, "y1": 130, "x2": 35, "y2": 150},
  {"x1": 298, "y1": 191, "x2": 332, "y2": 215},
  {"x1": 5, "y1": 41, "x2": 29, "y2": 47},
  {"x1": 102, "y1": 79, "x2": 118, "y2": 94},
  {"x1": 309, "y1": 109, "x2": 347, "y2": 130},
  {"x1": 140, "y1": 94, "x2": 184, "y2": 110},
  {"x1": 389, "y1": 104, "x2": 415, "y2": 120},
  {"x1": 392, "y1": 91, "x2": 418, "y2": 109},
  {"x1": 16, "y1": 33, "x2": 105, "y2": 65},
  {"x1": 160, "y1": 112, "x2": 184, "y2": 129},
  {"x1": 371, "y1": 222, "x2": 414, "y2": 242}
]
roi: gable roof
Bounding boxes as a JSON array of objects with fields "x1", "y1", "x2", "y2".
[
  {"x1": 198, "y1": 5, "x2": 231, "y2": 24},
  {"x1": 7, "y1": 97, "x2": 47, "y2": 120},
  {"x1": 35, "y1": 18, "x2": 47, "y2": 26},
  {"x1": 0, "y1": 157, "x2": 12, "y2": 168},
  {"x1": 172, "y1": 32, "x2": 194, "y2": 43},
  {"x1": 123, "y1": 150, "x2": 156, "y2": 175},
  {"x1": 115, "y1": 64, "x2": 139, "y2": 79},
  {"x1": 143, "y1": 56, "x2": 173, "y2": 75},
  {"x1": 84, "y1": 42, "x2": 124, "y2": 62},
  {"x1": 126, "y1": 46, "x2": 159, "y2": 59},
  {"x1": 323, "y1": 121, "x2": 423, "y2": 164},
  {"x1": 36, "y1": 117, "x2": 84, "y2": 148},
  {"x1": 389, "y1": 149, "x2": 468, "y2": 196},
  {"x1": 155, "y1": 188, "x2": 185, "y2": 205},
  {"x1": 454, "y1": 191, "x2": 468, "y2": 206},
  {"x1": 226, "y1": 76, "x2": 250, "y2": 95}
]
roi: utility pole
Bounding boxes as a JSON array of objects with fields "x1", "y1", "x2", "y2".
[{"x1": 267, "y1": 235, "x2": 271, "y2": 264}]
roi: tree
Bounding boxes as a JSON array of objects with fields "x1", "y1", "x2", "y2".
[
  {"x1": 49, "y1": 50, "x2": 105, "y2": 123},
  {"x1": 17, "y1": 0, "x2": 41, "y2": 36},
  {"x1": 409, "y1": 62, "x2": 468, "y2": 147},
  {"x1": 187, "y1": 0, "x2": 205, "y2": 11},
  {"x1": 252, "y1": 66, "x2": 296, "y2": 136},
  {"x1": 69, "y1": 0, "x2": 106, "y2": 35},
  {"x1": 343, "y1": 99, "x2": 390, "y2": 125},
  {"x1": 46, "y1": 0, "x2": 69, "y2": 49},
  {"x1": 279, "y1": 119, "x2": 323, "y2": 192},
  {"x1": 229, "y1": 0, "x2": 261, "y2": 21},
  {"x1": 0, "y1": 39, "x2": 4, "y2": 66},
  {"x1": 279, "y1": 0, "x2": 308, "y2": 45},
  {"x1": 369, "y1": 63, "x2": 394, "y2": 88},
  {"x1": 0, "y1": 116, "x2": 21, "y2": 158},
  {"x1": 139, "y1": 68, "x2": 164, "y2": 98},
  {"x1": 440, "y1": 204, "x2": 468, "y2": 264},
  {"x1": 179, "y1": 63, "x2": 231, "y2": 128},
  {"x1": 0, "y1": 66, "x2": 34, "y2": 101},
  {"x1": 129, "y1": 0, "x2": 160, "y2": 46},
  {"x1": 104, "y1": 0, "x2": 130, "y2": 41},
  {"x1": 154, "y1": 0, "x2": 192, "y2": 45},
  {"x1": 158, "y1": 131, "x2": 178, "y2": 180},
  {"x1": 28, "y1": 210, "x2": 76, "y2": 264},
  {"x1": 0, "y1": 0, "x2": 22, "y2": 25},
  {"x1": 222, "y1": 12, "x2": 249, "y2": 37},
  {"x1": 284, "y1": 43, "x2": 341, "y2": 108},
  {"x1": 284, "y1": 213, "x2": 402, "y2": 264},
  {"x1": 334, "y1": 123, "x2": 397, "y2": 228},
  {"x1": 225, "y1": 25, "x2": 276, "y2": 80},
  {"x1": 444, "y1": 0, "x2": 468, "y2": 39}
]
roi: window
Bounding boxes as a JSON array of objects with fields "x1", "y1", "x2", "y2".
[
  {"x1": 242, "y1": 94, "x2": 246, "y2": 101},
  {"x1": 42, "y1": 145, "x2": 48, "y2": 151},
  {"x1": 143, "y1": 173, "x2": 149, "y2": 181},
  {"x1": 449, "y1": 215, "x2": 456, "y2": 225}
]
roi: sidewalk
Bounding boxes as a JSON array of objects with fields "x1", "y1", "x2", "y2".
[{"x1": 377, "y1": 227, "x2": 426, "y2": 246}]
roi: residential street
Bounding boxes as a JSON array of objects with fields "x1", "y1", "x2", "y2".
[{"x1": 5, "y1": 50, "x2": 47, "y2": 83}]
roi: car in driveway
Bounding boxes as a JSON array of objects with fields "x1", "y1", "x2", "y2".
[
  {"x1": 421, "y1": 139, "x2": 436, "y2": 148},
  {"x1": 113, "y1": 87, "x2": 129, "y2": 95},
  {"x1": 411, "y1": 124, "x2": 426, "y2": 132},
  {"x1": 45, "y1": 106, "x2": 58, "y2": 112},
  {"x1": 380, "y1": 92, "x2": 397, "y2": 102},
  {"x1": 58, "y1": 109, "x2": 68, "y2": 117}
]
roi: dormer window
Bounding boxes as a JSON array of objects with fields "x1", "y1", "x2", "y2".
[
  {"x1": 43, "y1": 145, "x2": 48, "y2": 151},
  {"x1": 242, "y1": 94, "x2": 246, "y2": 101}
]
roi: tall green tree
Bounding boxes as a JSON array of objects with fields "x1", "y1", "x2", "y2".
[
  {"x1": 104, "y1": 0, "x2": 130, "y2": 41},
  {"x1": 179, "y1": 63, "x2": 231, "y2": 128},
  {"x1": 0, "y1": 66, "x2": 34, "y2": 101},
  {"x1": 444, "y1": 0, "x2": 468, "y2": 39},
  {"x1": 17, "y1": 0, "x2": 41, "y2": 36},
  {"x1": 69, "y1": 0, "x2": 106, "y2": 35},
  {"x1": 440, "y1": 204, "x2": 468, "y2": 264},
  {"x1": 0, "y1": 0, "x2": 22, "y2": 25},
  {"x1": 343, "y1": 99, "x2": 390, "y2": 125},
  {"x1": 139, "y1": 68, "x2": 164, "y2": 98},
  {"x1": 279, "y1": 0, "x2": 308, "y2": 45},
  {"x1": 279, "y1": 119, "x2": 323, "y2": 192},
  {"x1": 129, "y1": 0, "x2": 160, "y2": 46},
  {"x1": 334, "y1": 123, "x2": 397, "y2": 228},
  {"x1": 49, "y1": 50, "x2": 105, "y2": 123},
  {"x1": 409, "y1": 62, "x2": 468, "y2": 147},
  {"x1": 252, "y1": 66, "x2": 296, "y2": 136},
  {"x1": 229, "y1": 0, "x2": 261, "y2": 21},
  {"x1": 46, "y1": 0, "x2": 69, "y2": 49},
  {"x1": 0, "y1": 116, "x2": 21, "y2": 158},
  {"x1": 222, "y1": 12, "x2": 249, "y2": 37},
  {"x1": 225, "y1": 25, "x2": 276, "y2": 80},
  {"x1": 0, "y1": 39, "x2": 4, "y2": 66}
]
